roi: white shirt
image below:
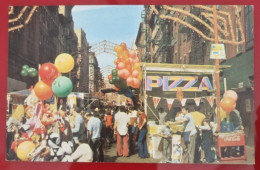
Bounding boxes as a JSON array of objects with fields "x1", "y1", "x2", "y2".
[
  {"x1": 183, "y1": 113, "x2": 197, "y2": 136},
  {"x1": 115, "y1": 111, "x2": 130, "y2": 135},
  {"x1": 71, "y1": 143, "x2": 93, "y2": 162}
]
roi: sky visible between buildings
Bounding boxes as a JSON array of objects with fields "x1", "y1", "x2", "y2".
[{"x1": 72, "y1": 5, "x2": 144, "y2": 69}]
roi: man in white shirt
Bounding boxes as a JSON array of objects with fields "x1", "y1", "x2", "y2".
[
  {"x1": 114, "y1": 106, "x2": 130, "y2": 157},
  {"x1": 169, "y1": 107, "x2": 197, "y2": 163}
]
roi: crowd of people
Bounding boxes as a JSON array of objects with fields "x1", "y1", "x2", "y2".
[{"x1": 6, "y1": 101, "x2": 150, "y2": 162}]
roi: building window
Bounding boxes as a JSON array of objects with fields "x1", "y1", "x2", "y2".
[{"x1": 245, "y1": 5, "x2": 253, "y2": 50}]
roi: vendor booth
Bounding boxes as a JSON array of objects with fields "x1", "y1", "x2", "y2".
[{"x1": 140, "y1": 63, "x2": 246, "y2": 162}]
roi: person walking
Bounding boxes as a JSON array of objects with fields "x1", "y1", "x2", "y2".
[
  {"x1": 137, "y1": 107, "x2": 149, "y2": 158},
  {"x1": 114, "y1": 106, "x2": 130, "y2": 157},
  {"x1": 85, "y1": 111, "x2": 102, "y2": 162}
]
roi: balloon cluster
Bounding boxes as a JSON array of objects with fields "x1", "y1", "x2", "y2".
[
  {"x1": 34, "y1": 53, "x2": 74, "y2": 100},
  {"x1": 108, "y1": 42, "x2": 142, "y2": 91},
  {"x1": 21, "y1": 65, "x2": 38, "y2": 77},
  {"x1": 220, "y1": 90, "x2": 238, "y2": 113}
]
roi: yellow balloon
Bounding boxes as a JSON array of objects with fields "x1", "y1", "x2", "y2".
[
  {"x1": 133, "y1": 63, "x2": 141, "y2": 70},
  {"x1": 17, "y1": 141, "x2": 36, "y2": 161},
  {"x1": 138, "y1": 73, "x2": 143, "y2": 80},
  {"x1": 215, "y1": 107, "x2": 227, "y2": 120},
  {"x1": 55, "y1": 53, "x2": 75, "y2": 73}
]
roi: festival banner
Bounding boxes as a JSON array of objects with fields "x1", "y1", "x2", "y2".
[
  {"x1": 166, "y1": 98, "x2": 175, "y2": 110},
  {"x1": 207, "y1": 96, "x2": 214, "y2": 108},
  {"x1": 152, "y1": 97, "x2": 161, "y2": 109},
  {"x1": 181, "y1": 98, "x2": 187, "y2": 106},
  {"x1": 194, "y1": 98, "x2": 201, "y2": 106}
]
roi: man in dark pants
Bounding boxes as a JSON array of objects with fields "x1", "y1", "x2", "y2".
[{"x1": 85, "y1": 111, "x2": 102, "y2": 162}]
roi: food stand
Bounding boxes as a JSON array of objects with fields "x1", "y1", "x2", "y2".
[{"x1": 140, "y1": 63, "x2": 246, "y2": 162}]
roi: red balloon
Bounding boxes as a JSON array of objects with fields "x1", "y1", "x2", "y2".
[
  {"x1": 34, "y1": 81, "x2": 53, "y2": 100},
  {"x1": 39, "y1": 63, "x2": 59, "y2": 85},
  {"x1": 220, "y1": 97, "x2": 236, "y2": 113},
  {"x1": 108, "y1": 74, "x2": 112, "y2": 80}
]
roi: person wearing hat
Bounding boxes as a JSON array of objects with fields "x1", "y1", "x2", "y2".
[{"x1": 85, "y1": 111, "x2": 102, "y2": 162}]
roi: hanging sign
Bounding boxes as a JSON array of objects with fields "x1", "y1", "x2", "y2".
[
  {"x1": 210, "y1": 44, "x2": 226, "y2": 59},
  {"x1": 166, "y1": 98, "x2": 175, "y2": 110}
]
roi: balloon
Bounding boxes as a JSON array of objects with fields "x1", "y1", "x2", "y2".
[
  {"x1": 28, "y1": 68, "x2": 38, "y2": 77},
  {"x1": 118, "y1": 70, "x2": 124, "y2": 78},
  {"x1": 132, "y1": 70, "x2": 139, "y2": 78},
  {"x1": 115, "y1": 76, "x2": 120, "y2": 82},
  {"x1": 55, "y1": 53, "x2": 74, "y2": 73},
  {"x1": 34, "y1": 81, "x2": 53, "y2": 100},
  {"x1": 223, "y1": 90, "x2": 238, "y2": 101},
  {"x1": 114, "y1": 45, "x2": 121, "y2": 53},
  {"x1": 132, "y1": 78, "x2": 140, "y2": 88},
  {"x1": 112, "y1": 69, "x2": 118, "y2": 76},
  {"x1": 126, "y1": 77, "x2": 134, "y2": 86},
  {"x1": 52, "y1": 76, "x2": 73, "y2": 97},
  {"x1": 122, "y1": 69, "x2": 130, "y2": 79},
  {"x1": 220, "y1": 97, "x2": 236, "y2": 113},
  {"x1": 109, "y1": 79, "x2": 114, "y2": 84},
  {"x1": 39, "y1": 63, "x2": 59, "y2": 85},
  {"x1": 114, "y1": 87, "x2": 119, "y2": 91},
  {"x1": 21, "y1": 69, "x2": 28, "y2": 77},
  {"x1": 108, "y1": 74, "x2": 112, "y2": 80},
  {"x1": 117, "y1": 62, "x2": 125, "y2": 70},
  {"x1": 120, "y1": 42, "x2": 127, "y2": 50},
  {"x1": 114, "y1": 59, "x2": 118, "y2": 65},
  {"x1": 17, "y1": 141, "x2": 36, "y2": 161},
  {"x1": 133, "y1": 63, "x2": 141, "y2": 70},
  {"x1": 138, "y1": 73, "x2": 143, "y2": 80},
  {"x1": 22, "y1": 65, "x2": 30, "y2": 70},
  {"x1": 129, "y1": 50, "x2": 137, "y2": 59},
  {"x1": 215, "y1": 107, "x2": 227, "y2": 120},
  {"x1": 133, "y1": 58, "x2": 140, "y2": 64}
]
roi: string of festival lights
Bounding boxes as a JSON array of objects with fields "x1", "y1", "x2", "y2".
[
  {"x1": 8, "y1": 6, "x2": 38, "y2": 32},
  {"x1": 150, "y1": 5, "x2": 245, "y2": 45}
]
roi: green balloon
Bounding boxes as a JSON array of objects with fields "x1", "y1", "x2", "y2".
[
  {"x1": 112, "y1": 76, "x2": 117, "y2": 82},
  {"x1": 109, "y1": 79, "x2": 114, "y2": 84},
  {"x1": 22, "y1": 65, "x2": 30, "y2": 70},
  {"x1": 29, "y1": 69, "x2": 38, "y2": 77},
  {"x1": 28, "y1": 68, "x2": 36, "y2": 77},
  {"x1": 112, "y1": 69, "x2": 118, "y2": 76},
  {"x1": 52, "y1": 76, "x2": 73, "y2": 97},
  {"x1": 20, "y1": 69, "x2": 28, "y2": 77},
  {"x1": 115, "y1": 76, "x2": 120, "y2": 82}
]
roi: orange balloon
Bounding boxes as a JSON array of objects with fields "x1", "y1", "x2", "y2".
[
  {"x1": 120, "y1": 43, "x2": 127, "y2": 50},
  {"x1": 114, "y1": 59, "x2": 118, "y2": 65},
  {"x1": 114, "y1": 46, "x2": 121, "y2": 53},
  {"x1": 34, "y1": 81, "x2": 53, "y2": 100},
  {"x1": 220, "y1": 97, "x2": 236, "y2": 113}
]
